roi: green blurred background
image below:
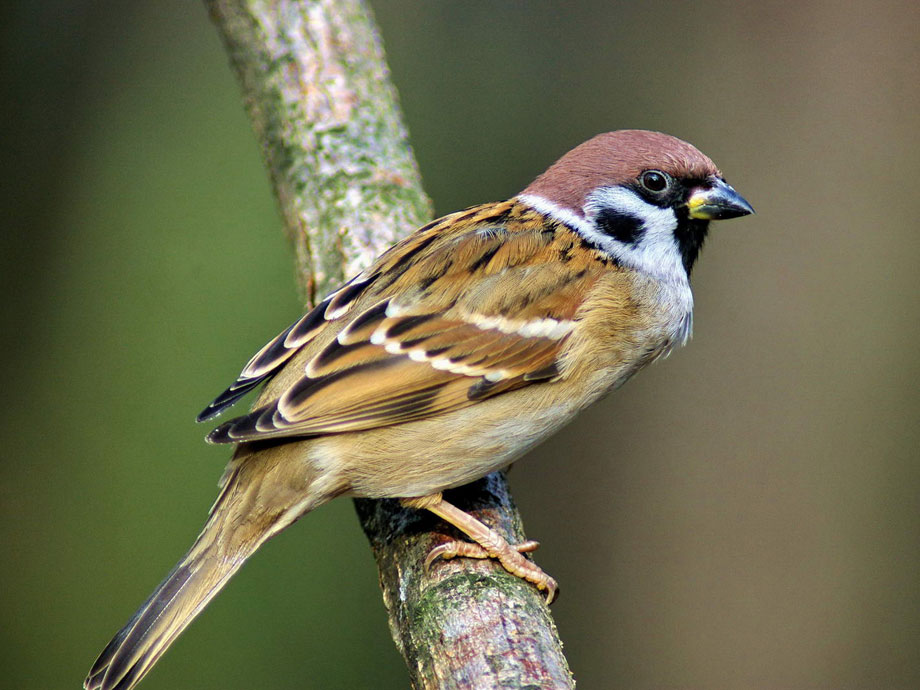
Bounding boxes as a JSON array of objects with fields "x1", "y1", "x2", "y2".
[{"x1": 3, "y1": 2, "x2": 919, "y2": 688}]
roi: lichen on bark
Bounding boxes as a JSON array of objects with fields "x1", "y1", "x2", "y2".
[{"x1": 209, "y1": 0, "x2": 430, "y2": 303}]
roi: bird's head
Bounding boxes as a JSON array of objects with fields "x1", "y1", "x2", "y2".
[{"x1": 520, "y1": 130, "x2": 753, "y2": 283}]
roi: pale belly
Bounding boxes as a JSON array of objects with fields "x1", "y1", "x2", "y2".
[{"x1": 305, "y1": 367, "x2": 624, "y2": 499}]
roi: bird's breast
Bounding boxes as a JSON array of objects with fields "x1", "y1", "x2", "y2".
[{"x1": 559, "y1": 269, "x2": 693, "y2": 387}]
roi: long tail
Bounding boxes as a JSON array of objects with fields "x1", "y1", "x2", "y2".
[
  {"x1": 84, "y1": 538, "x2": 238, "y2": 690},
  {"x1": 85, "y1": 446, "x2": 332, "y2": 690}
]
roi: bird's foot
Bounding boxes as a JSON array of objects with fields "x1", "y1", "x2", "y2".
[
  {"x1": 426, "y1": 537, "x2": 557, "y2": 603},
  {"x1": 402, "y1": 493, "x2": 558, "y2": 604},
  {"x1": 425, "y1": 538, "x2": 540, "y2": 565}
]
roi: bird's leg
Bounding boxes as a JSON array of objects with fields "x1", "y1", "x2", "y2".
[{"x1": 401, "y1": 493, "x2": 558, "y2": 603}]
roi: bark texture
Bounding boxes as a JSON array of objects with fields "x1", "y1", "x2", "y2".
[
  {"x1": 208, "y1": 0, "x2": 431, "y2": 303},
  {"x1": 206, "y1": 1, "x2": 574, "y2": 687}
]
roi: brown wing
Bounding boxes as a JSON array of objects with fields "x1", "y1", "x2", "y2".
[
  {"x1": 197, "y1": 203, "x2": 513, "y2": 422},
  {"x1": 203, "y1": 199, "x2": 607, "y2": 443},
  {"x1": 196, "y1": 274, "x2": 376, "y2": 421}
]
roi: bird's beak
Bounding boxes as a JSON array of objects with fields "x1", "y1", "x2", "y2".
[{"x1": 687, "y1": 178, "x2": 754, "y2": 220}]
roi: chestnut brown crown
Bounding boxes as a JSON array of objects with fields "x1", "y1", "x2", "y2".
[{"x1": 522, "y1": 130, "x2": 722, "y2": 216}]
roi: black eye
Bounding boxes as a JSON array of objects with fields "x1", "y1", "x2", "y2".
[{"x1": 640, "y1": 170, "x2": 670, "y2": 193}]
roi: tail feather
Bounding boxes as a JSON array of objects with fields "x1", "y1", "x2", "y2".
[
  {"x1": 85, "y1": 561, "x2": 187, "y2": 678},
  {"x1": 84, "y1": 533, "x2": 251, "y2": 690},
  {"x1": 85, "y1": 442, "x2": 335, "y2": 690}
]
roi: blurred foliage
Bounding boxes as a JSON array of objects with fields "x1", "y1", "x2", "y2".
[{"x1": 1, "y1": 1, "x2": 918, "y2": 689}]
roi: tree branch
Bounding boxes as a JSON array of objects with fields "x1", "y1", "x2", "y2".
[
  {"x1": 207, "y1": 0, "x2": 431, "y2": 304},
  {"x1": 206, "y1": 1, "x2": 574, "y2": 687}
]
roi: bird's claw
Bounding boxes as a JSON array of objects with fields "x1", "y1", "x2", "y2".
[{"x1": 424, "y1": 538, "x2": 558, "y2": 604}]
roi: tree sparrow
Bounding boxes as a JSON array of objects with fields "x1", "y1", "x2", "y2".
[{"x1": 86, "y1": 130, "x2": 753, "y2": 690}]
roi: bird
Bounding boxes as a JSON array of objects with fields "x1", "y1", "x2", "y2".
[{"x1": 85, "y1": 129, "x2": 753, "y2": 690}]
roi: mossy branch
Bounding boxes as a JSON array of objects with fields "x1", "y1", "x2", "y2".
[{"x1": 206, "y1": 1, "x2": 573, "y2": 687}]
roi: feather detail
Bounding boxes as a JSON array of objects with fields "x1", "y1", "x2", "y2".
[
  {"x1": 196, "y1": 276, "x2": 374, "y2": 422},
  {"x1": 202, "y1": 198, "x2": 610, "y2": 440}
]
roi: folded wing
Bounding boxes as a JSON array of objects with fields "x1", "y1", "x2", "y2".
[{"x1": 201, "y1": 201, "x2": 604, "y2": 442}]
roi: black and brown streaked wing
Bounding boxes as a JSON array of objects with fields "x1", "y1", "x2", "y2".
[
  {"x1": 196, "y1": 274, "x2": 378, "y2": 421},
  {"x1": 203, "y1": 198, "x2": 608, "y2": 441},
  {"x1": 195, "y1": 203, "x2": 510, "y2": 423},
  {"x1": 206, "y1": 298, "x2": 571, "y2": 443}
]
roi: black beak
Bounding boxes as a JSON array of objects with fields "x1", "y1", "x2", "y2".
[{"x1": 687, "y1": 178, "x2": 754, "y2": 220}]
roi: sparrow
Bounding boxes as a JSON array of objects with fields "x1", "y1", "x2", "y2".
[{"x1": 85, "y1": 129, "x2": 752, "y2": 690}]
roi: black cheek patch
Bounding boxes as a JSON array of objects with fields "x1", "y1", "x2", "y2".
[{"x1": 595, "y1": 207, "x2": 644, "y2": 245}]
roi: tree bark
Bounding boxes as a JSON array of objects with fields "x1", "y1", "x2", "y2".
[{"x1": 206, "y1": 1, "x2": 574, "y2": 687}]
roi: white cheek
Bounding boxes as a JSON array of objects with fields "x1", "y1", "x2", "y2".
[
  {"x1": 518, "y1": 190, "x2": 688, "y2": 287},
  {"x1": 583, "y1": 187, "x2": 687, "y2": 286}
]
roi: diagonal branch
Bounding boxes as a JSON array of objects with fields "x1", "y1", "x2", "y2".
[{"x1": 206, "y1": 1, "x2": 574, "y2": 687}]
